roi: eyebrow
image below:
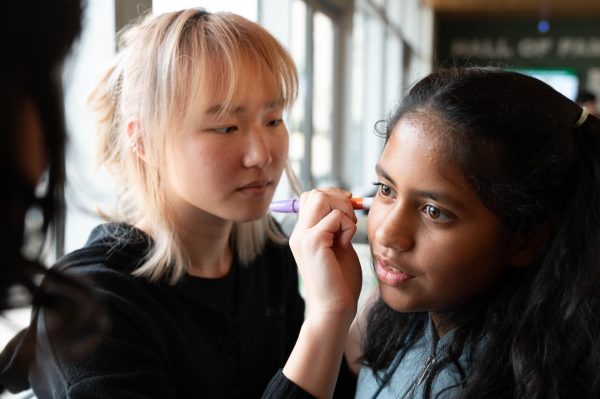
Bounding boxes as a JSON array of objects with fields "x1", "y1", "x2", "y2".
[
  {"x1": 375, "y1": 164, "x2": 465, "y2": 210},
  {"x1": 204, "y1": 99, "x2": 284, "y2": 115}
]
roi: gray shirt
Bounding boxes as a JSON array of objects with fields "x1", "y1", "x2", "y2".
[{"x1": 356, "y1": 319, "x2": 467, "y2": 399}]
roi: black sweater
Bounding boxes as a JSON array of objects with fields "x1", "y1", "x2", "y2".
[{"x1": 29, "y1": 223, "x2": 306, "y2": 399}]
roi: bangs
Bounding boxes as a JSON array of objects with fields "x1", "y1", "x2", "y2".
[{"x1": 170, "y1": 11, "x2": 297, "y2": 128}]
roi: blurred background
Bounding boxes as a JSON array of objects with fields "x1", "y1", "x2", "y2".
[
  {"x1": 4, "y1": 1, "x2": 600, "y2": 396},
  {"x1": 59, "y1": 0, "x2": 600, "y2": 256}
]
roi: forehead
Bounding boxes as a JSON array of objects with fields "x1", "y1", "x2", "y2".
[
  {"x1": 175, "y1": 62, "x2": 282, "y2": 131},
  {"x1": 381, "y1": 116, "x2": 470, "y2": 192},
  {"x1": 201, "y1": 60, "x2": 281, "y2": 109},
  {"x1": 384, "y1": 116, "x2": 447, "y2": 166}
]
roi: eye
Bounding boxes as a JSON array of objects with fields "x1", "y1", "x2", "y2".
[
  {"x1": 267, "y1": 119, "x2": 283, "y2": 128},
  {"x1": 373, "y1": 182, "x2": 393, "y2": 198},
  {"x1": 422, "y1": 204, "x2": 453, "y2": 222},
  {"x1": 212, "y1": 126, "x2": 238, "y2": 134}
]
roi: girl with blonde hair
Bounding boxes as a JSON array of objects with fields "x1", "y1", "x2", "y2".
[{"x1": 28, "y1": 8, "x2": 306, "y2": 398}]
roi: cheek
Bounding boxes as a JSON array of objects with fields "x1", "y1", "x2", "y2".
[
  {"x1": 179, "y1": 136, "x2": 228, "y2": 167},
  {"x1": 165, "y1": 138, "x2": 222, "y2": 188},
  {"x1": 466, "y1": 222, "x2": 510, "y2": 266},
  {"x1": 271, "y1": 132, "x2": 289, "y2": 164},
  {"x1": 429, "y1": 228, "x2": 509, "y2": 288},
  {"x1": 366, "y1": 206, "x2": 382, "y2": 241}
]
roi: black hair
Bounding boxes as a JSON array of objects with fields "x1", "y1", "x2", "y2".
[
  {"x1": 576, "y1": 89, "x2": 597, "y2": 105},
  {"x1": 363, "y1": 67, "x2": 600, "y2": 398},
  {"x1": 0, "y1": 1, "x2": 107, "y2": 393},
  {"x1": 0, "y1": 1, "x2": 84, "y2": 308}
]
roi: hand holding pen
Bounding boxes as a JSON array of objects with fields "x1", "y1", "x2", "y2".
[
  {"x1": 282, "y1": 189, "x2": 363, "y2": 396},
  {"x1": 287, "y1": 188, "x2": 363, "y2": 314}
]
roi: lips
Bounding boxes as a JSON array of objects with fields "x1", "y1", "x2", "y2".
[
  {"x1": 237, "y1": 180, "x2": 272, "y2": 195},
  {"x1": 374, "y1": 258, "x2": 415, "y2": 286}
]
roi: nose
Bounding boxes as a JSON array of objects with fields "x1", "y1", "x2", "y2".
[
  {"x1": 372, "y1": 203, "x2": 415, "y2": 252},
  {"x1": 242, "y1": 126, "x2": 272, "y2": 168}
]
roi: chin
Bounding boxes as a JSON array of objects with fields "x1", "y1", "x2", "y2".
[
  {"x1": 232, "y1": 207, "x2": 269, "y2": 223},
  {"x1": 236, "y1": 215, "x2": 265, "y2": 223},
  {"x1": 379, "y1": 285, "x2": 416, "y2": 313}
]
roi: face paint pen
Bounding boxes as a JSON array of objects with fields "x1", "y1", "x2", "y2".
[{"x1": 269, "y1": 197, "x2": 373, "y2": 213}]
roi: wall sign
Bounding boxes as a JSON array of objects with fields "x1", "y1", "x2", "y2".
[{"x1": 436, "y1": 17, "x2": 600, "y2": 88}]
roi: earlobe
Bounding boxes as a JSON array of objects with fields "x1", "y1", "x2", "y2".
[
  {"x1": 126, "y1": 119, "x2": 146, "y2": 159},
  {"x1": 508, "y1": 222, "x2": 551, "y2": 268}
]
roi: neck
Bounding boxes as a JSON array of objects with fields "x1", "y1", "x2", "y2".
[
  {"x1": 429, "y1": 313, "x2": 456, "y2": 338},
  {"x1": 180, "y1": 221, "x2": 234, "y2": 278},
  {"x1": 136, "y1": 210, "x2": 235, "y2": 279}
]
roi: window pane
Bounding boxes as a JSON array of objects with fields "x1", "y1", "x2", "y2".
[
  {"x1": 288, "y1": 0, "x2": 307, "y2": 186},
  {"x1": 64, "y1": 0, "x2": 116, "y2": 254},
  {"x1": 349, "y1": 6, "x2": 385, "y2": 191},
  {"x1": 384, "y1": 27, "x2": 402, "y2": 108},
  {"x1": 311, "y1": 11, "x2": 335, "y2": 184}
]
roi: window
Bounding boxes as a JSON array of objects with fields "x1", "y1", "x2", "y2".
[
  {"x1": 284, "y1": 1, "x2": 344, "y2": 189},
  {"x1": 63, "y1": 0, "x2": 117, "y2": 255}
]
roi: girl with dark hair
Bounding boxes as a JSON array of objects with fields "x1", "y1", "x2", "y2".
[
  {"x1": 266, "y1": 67, "x2": 600, "y2": 398},
  {"x1": 0, "y1": 0, "x2": 84, "y2": 311},
  {"x1": 0, "y1": 1, "x2": 104, "y2": 394}
]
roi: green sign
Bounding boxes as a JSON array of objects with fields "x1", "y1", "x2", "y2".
[{"x1": 436, "y1": 18, "x2": 600, "y2": 79}]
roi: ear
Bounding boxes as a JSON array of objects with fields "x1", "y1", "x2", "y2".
[
  {"x1": 126, "y1": 119, "x2": 146, "y2": 160},
  {"x1": 508, "y1": 222, "x2": 551, "y2": 268}
]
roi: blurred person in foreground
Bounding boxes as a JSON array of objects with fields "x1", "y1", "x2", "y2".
[{"x1": 0, "y1": 0, "x2": 103, "y2": 394}]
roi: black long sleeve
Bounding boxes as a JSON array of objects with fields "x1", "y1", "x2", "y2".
[
  {"x1": 26, "y1": 223, "x2": 305, "y2": 399},
  {"x1": 262, "y1": 357, "x2": 357, "y2": 399}
]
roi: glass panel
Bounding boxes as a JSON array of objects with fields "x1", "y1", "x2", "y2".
[
  {"x1": 288, "y1": 0, "x2": 307, "y2": 186},
  {"x1": 311, "y1": 11, "x2": 335, "y2": 185},
  {"x1": 349, "y1": 7, "x2": 385, "y2": 192},
  {"x1": 384, "y1": 27, "x2": 402, "y2": 109},
  {"x1": 347, "y1": 8, "x2": 365, "y2": 190},
  {"x1": 387, "y1": 0, "x2": 402, "y2": 28},
  {"x1": 64, "y1": 0, "x2": 117, "y2": 254}
]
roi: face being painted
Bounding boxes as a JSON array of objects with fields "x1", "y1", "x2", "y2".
[{"x1": 367, "y1": 115, "x2": 518, "y2": 326}]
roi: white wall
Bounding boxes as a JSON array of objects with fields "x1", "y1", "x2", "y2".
[{"x1": 63, "y1": 0, "x2": 117, "y2": 254}]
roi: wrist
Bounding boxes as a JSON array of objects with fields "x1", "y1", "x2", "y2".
[{"x1": 304, "y1": 310, "x2": 355, "y2": 336}]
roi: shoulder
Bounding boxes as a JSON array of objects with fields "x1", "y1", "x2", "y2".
[
  {"x1": 39, "y1": 226, "x2": 172, "y2": 338},
  {"x1": 45, "y1": 223, "x2": 154, "y2": 299},
  {"x1": 53, "y1": 223, "x2": 149, "y2": 275}
]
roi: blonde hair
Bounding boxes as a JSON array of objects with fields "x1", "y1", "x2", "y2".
[{"x1": 89, "y1": 9, "x2": 298, "y2": 284}]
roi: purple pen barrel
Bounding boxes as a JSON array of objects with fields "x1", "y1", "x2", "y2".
[
  {"x1": 269, "y1": 197, "x2": 373, "y2": 213},
  {"x1": 269, "y1": 199, "x2": 300, "y2": 213}
]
